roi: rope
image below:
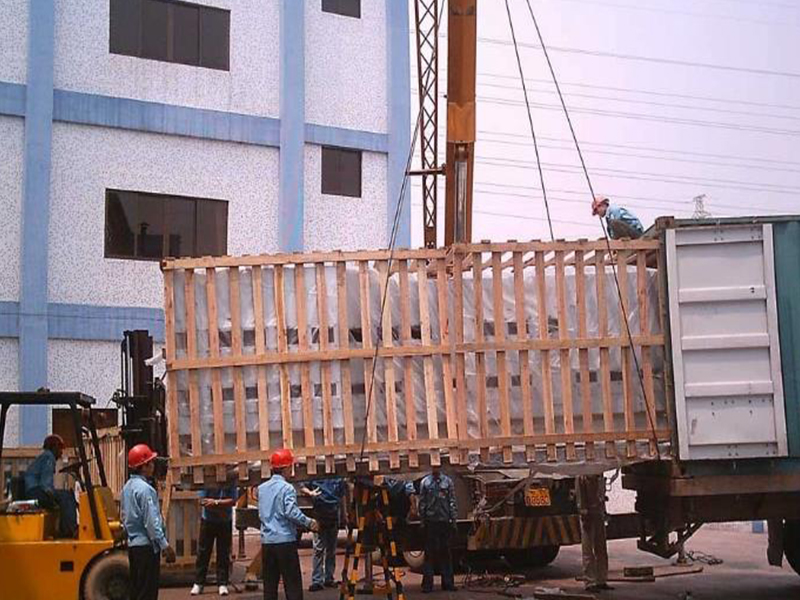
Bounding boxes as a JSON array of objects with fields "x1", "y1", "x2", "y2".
[
  {"x1": 523, "y1": 0, "x2": 662, "y2": 458},
  {"x1": 504, "y1": 0, "x2": 555, "y2": 242}
]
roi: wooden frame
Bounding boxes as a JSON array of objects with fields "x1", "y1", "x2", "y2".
[{"x1": 162, "y1": 240, "x2": 669, "y2": 479}]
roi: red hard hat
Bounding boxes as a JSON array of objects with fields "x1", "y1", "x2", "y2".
[
  {"x1": 43, "y1": 434, "x2": 65, "y2": 451},
  {"x1": 128, "y1": 444, "x2": 158, "y2": 468},
  {"x1": 270, "y1": 448, "x2": 294, "y2": 469}
]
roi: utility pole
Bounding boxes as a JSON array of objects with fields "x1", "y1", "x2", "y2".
[
  {"x1": 444, "y1": 0, "x2": 477, "y2": 245},
  {"x1": 692, "y1": 194, "x2": 711, "y2": 219}
]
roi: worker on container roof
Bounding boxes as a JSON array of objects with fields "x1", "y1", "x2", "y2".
[
  {"x1": 258, "y1": 448, "x2": 319, "y2": 600},
  {"x1": 591, "y1": 196, "x2": 644, "y2": 240}
]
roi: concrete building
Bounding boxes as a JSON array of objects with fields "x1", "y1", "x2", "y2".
[{"x1": 0, "y1": 0, "x2": 411, "y2": 446}]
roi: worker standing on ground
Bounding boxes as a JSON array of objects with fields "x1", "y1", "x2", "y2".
[
  {"x1": 121, "y1": 443, "x2": 176, "y2": 600},
  {"x1": 300, "y1": 477, "x2": 348, "y2": 592},
  {"x1": 576, "y1": 474, "x2": 611, "y2": 592},
  {"x1": 24, "y1": 433, "x2": 78, "y2": 538},
  {"x1": 258, "y1": 449, "x2": 319, "y2": 600},
  {"x1": 191, "y1": 484, "x2": 239, "y2": 597},
  {"x1": 416, "y1": 465, "x2": 458, "y2": 593},
  {"x1": 591, "y1": 195, "x2": 644, "y2": 239}
]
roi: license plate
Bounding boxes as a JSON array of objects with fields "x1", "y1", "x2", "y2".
[{"x1": 524, "y1": 486, "x2": 551, "y2": 507}]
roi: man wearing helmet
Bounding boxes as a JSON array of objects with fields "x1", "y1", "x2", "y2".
[
  {"x1": 121, "y1": 443, "x2": 177, "y2": 600},
  {"x1": 591, "y1": 196, "x2": 644, "y2": 240},
  {"x1": 258, "y1": 448, "x2": 319, "y2": 600},
  {"x1": 24, "y1": 433, "x2": 77, "y2": 537}
]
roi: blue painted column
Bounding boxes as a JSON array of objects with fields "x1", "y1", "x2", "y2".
[
  {"x1": 387, "y1": 0, "x2": 412, "y2": 248},
  {"x1": 18, "y1": 0, "x2": 56, "y2": 443},
  {"x1": 279, "y1": 0, "x2": 305, "y2": 252}
]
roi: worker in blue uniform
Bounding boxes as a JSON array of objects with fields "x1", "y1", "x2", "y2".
[
  {"x1": 416, "y1": 465, "x2": 458, "y2": 593},
  {"x1": 592, "y1": 196, "x2": 644, "y2": 239},
  {"x1": 24, "y1": 433, "x2": 77, "y2": 538},
  {"x1": 258, "y1": 448, "x2": 319, "y2": 600},
  {"x1": 301, "y1": 478, "x2": 348, "y2": 592},
  {"x1": 121, "y1": 443, "x2": 177, "y2": 600}
]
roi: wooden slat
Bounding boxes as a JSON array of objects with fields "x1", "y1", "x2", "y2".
[
  {"x1": 273, "y1": 265, "x2": 293, "y2": 451},
  {"x1": 491, "y1": 252, "x2": 512, "y2": 463},
  {"x1": 398, "y1": 260, "x2": 418, "y2": 468},
  {"x1": 575, "y1": 251, "x2": 594, "y2": 460},
  {"x1": 616, "y1": 251, "x2": 637, "y2": 458},
  {"x1": 513, "y1": 251, "x2": 535, "y2": 462},
  {"x1": 472, "y1": 252, "x2": 489, "y2": 463},
  {"x1": 436, "y1": 258, "x2": 459, "y2": 454},
  {"x1": 205, "y1": 268, "x2": 226, "y2": 481},
  {"x1": 163, "y1": 270, "x2": 181, "y2": 479},
  {"x1": 452, "y1": 252, "x2": 469, "y2": 464},
  {"x1": 229, "y1": 267, "x2": 249, "y2": 480},
  {"x1": 251, "y1": 266, "x2": 271, "y2": 478},
  {"x1": 595, "y1": 251, "x2": 615, "y2": 458},
  {"x1": 315, "y1": 263, "x2": 336, "y2": 473},
  {"x1": 637, "y1": 251, "x2": 658, "y2": 456},
  {"x1": 335, "y1": 262, "x2": 356, "y2": 472},
  {"x1": 535, "y1": 251, "x2": 556, "y2": 460},
  {"x1": 294, "y1": 265, "x2": 317, "y2": 476},
  {"x1": 358, "y1": 261, "x2": 379, "y2": 471},
  {"x1": 183, "y1": 270, "x2": 204, "y2": 484},
  {"x1": 555, "y1": 251, "x2": 576, "y2": 461},
  {"x1": 417, "y1": 259, "x2": 440, "y2": 467},
  {"x1": 378, "y1": 261, "x2": 400, "y2": 469}
]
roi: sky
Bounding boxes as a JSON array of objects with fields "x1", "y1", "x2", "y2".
[{"x1": 407, "y1": 0, "x2": 800, "y2": 245}]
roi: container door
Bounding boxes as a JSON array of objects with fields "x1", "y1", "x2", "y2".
[{"x1": 666, "y1": 223, "x2": 787, "y2": 460}]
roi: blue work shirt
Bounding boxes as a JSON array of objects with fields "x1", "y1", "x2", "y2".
[
  {"x1": 258, "y1": 474, "x2": 313, "y2": 545},
  {"x1": 121, "y1": 474, "x2": 169, "y2": 552},
  {"x1": 418, "y1": 473, "x2": 457, "y2": 524},
  {"x1": 605, "y1": 204, "x2": 644, "y2": 239},
  {"x1": 200, "y1": 486, "x2": 238, "y2": 523},
  {"x1": 24, "y1": 449, "x2": 56, "y2": 495}
]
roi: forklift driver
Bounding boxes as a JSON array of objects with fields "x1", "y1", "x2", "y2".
[{"x1": 24, "y1": 433, "x2": 78, "y2": 538}]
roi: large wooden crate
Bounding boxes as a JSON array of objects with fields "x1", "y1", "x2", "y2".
[{"x1": 162, "y1": 240, "x2": 670, "y2": 480}]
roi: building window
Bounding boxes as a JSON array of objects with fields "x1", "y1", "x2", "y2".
[
  {"x1": 321, "y1": 147, "x2": 362, "y2": 198},
  {"x1": 105, "y1": 189, "x2": 228, "y2": 261},
  {"x1": 109, "y1": 0, "x2": 230, "y2": 70},
  {"x1": 322, "y1": 0, "x2": 361, "y2": 19}
]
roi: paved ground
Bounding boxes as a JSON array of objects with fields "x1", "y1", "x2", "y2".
[{"x1": 161, "y1": 529, "x2": 800, "y2": 600}]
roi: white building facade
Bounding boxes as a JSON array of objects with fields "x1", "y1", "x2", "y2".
[{"x1": 0, "y1": 0, "x2": 411, "y2": 445}]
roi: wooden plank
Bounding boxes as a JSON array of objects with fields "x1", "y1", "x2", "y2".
[
  {"x1": 575, "y1": 251, "x2": 594, "y2": 460},
  {"x1": 595, "y1": 251, "x2": 615, "y2": 458},
  {"x1": 555, "y1": 251, "x2": 576, "y2": 460},
  {"x1": 616, "y1": 250, "x2": 637, "y2": 458},
  {"x1": 358, "y1": 260, "x2": 379, "y2": 471},
  {"x1": 398, "y1": 260, "x2": 418, "y2": 468},
  {"x1": 205, "y1": 268, "x2": 226, "y2": 481},
  {"x1": 335, "y1": 262, "x2": 356, "y2": 472},
  {"x1": 436, "y1": 258, "x2": 459, "y2": 455},
  {"x1": 273, "y1": 265, "x2": 294, "y2": 451},
  {"x1": 473, "y1": 252, "x2": 490, "y2": 462},
  {"x1": 637, "y1": 251, "x2": 658, "y2": 456},
  {"x1": 251, "y1": 266, "x2": 271, "y2": 478},
  {"x1": 513, "y1": 251, "x2": 535, "y2": 462},
  {"x1": 452, "y1": 252, "x2": 469, "y2": 464},
  {"x1": 377, "y1": 261, "x2": 400, "y2": 469},
  {"x1": 183, "y1": 270, "x2": 204, "y2": 484},
  {"x1": 491, "y1": 252, "x2": 512, "y2": 463},
  {"x1": 417, "y1": 259, "x2": 441, "y2": 467},
  {"x1": 315, "y1": 263, "x2": 336, "y2": 474},
  {"x1": 229, "y1": 267, "x2": 249, "y2": 480},
  {"x1": 163, "y1": 270, "x2": 181, "y2": 479},
  {"x1": 535, "y1": 251, "x2": 556, "y2": 461},
  {"x1": 294, "y1": 265, "x2": 317, "y2": 476}
]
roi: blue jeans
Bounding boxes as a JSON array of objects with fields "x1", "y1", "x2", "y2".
[
  {"x1": 29, "y1": 487, "x2": 78, "y2": 538},
  {"x1": 312, "y1": 525, "x2": 339, "y2": 585}
]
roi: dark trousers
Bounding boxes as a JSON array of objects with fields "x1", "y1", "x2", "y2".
[
  {"x1": 422, "y1": 521, "x2": 454, "y2": 591},
  {"x1": 195, "y1": 519, "x2": 233, "y2": 585},
  {"x1": 608, "y1": 219, "x2": 642, "y2": 240},
  {"x1": 129, "y1": 545, "x2": 161, "y2": 600},
  {"x1": 576, "y1": 475, "x2": 608, "y2": 587},
  {"x1": 28, "y1": 487, "x2": 78, "y2": 538},
  {"x1": 262, "y1": 542, "x2": 304, "y2": 600}
]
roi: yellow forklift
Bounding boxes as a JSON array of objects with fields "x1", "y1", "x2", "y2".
[{"x1": 0, "y1": 392, "x2": 128, "y2": 600}]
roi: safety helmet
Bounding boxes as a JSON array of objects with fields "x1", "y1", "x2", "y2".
[
  {"x1": 128, "y1": 443, "x2": 158, "y2": 469},
  {"x1": 43, "y1": 434, "x2": 65, "y2": 452},
  {"x1": 270, "y1": 448, "x2": 294, "y2": 469},
  {"x1": 591, "y1": 195, "x2": 610, "y2": 216}
]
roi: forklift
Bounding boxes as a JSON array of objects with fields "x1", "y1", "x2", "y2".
[{"x1": 0, "y1": 392, "x2": 128, "y2": 600}]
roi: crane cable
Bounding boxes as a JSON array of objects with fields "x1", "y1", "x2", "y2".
[
  {"x1": 504, "y1": 0, "x2": 555, "y2": 242},
  {"x1": 522, "y1": 0, "x2": 663, "y2": 458}
]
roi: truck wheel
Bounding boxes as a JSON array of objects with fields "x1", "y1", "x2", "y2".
[
  {"x1": 504, "y1": 546, "x2": 560, "y2": 569},
  {"x1": 82, "y1": 551, "x2": 129, "y2": 600},
  {"x1": 403, "y1": 550, "x2": 426, "y2": 572},
  {"x1": 784, "y1": 520, "x2": 800, "y2": 576}
]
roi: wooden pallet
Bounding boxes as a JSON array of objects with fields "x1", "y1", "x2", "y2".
[{"x1": 161, "y1": 239, "x2": 670, "y2": 480}]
